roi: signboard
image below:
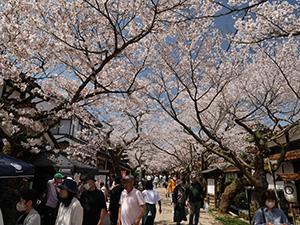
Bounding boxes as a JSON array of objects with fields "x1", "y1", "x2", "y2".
[{"x1": 121, "y1": 171, "x2": 127, "y2": 178}]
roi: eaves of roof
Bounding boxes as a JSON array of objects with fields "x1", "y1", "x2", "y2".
[{"x1": 269, "y1": 149, "x2": 300, "y2": 162}]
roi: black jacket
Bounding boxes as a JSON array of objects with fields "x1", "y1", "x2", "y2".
[
  {"x1": 185, "y1": 181, "x2": 204, "y2": 203},
  {"x1": 109, "y1": 184, "x2": 124, "y2": 213}
]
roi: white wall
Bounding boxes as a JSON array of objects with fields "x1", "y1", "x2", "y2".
[
  {"x1": 267, "y1": 126, "x2": 300, "y2": 148},
  {"x1": 207, "y1": 178, "x2": 215, "y2": 195},
  {"x1": 267, "y1": 162, "x2": 295, "y2": 190}
]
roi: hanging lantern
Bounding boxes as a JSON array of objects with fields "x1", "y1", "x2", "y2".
[{"x1": 283, "y1": 182, "x2": 297, "y2": 203}]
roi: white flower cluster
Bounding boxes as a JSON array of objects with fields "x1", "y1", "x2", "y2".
[
  {"x1": 18, "y1": 117, "x2": 44, "y2": 132},
  {"x1": 21, "y1": 138, "x2": 42, "y2": 148}
]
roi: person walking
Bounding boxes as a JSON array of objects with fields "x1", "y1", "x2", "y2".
[
  {"x1": 173, "y1": 179, "x2": 187, "y2": 225},
  {"x1": 163, "y1": 175, "x2": 169, "y2": 198},
  {"x1": 167, "y1": 174, "x2": 177, "y2": 203},
  {"x1": 185, "y1": 173, "x2": 204, "y2": 225},
  {"x1": 117, "y1": 175, "x2": 146, "y2": 225},
  {"x1": 55, "y1": 178, "x2": 83, "y2": 225},
  {"x1": 109, "y1": 175, "x2": 116, "y2": 191},
  {"x1": 254, "y1": 190, "x2": 290, "y2": 225},
  {"x1": 142, "y1": 180, "x2": 162, "y2": 225},
  {"x1": 100, "y1": 182, "x2": 108, "y2": 202},
  {"x1": 44, "y1": 173, "x2": 63, "y2": 225},
  {"x1": 153, "y1": 175, "x2": 159, "y2": 189},
  {"x1": 80, "y1": 175, "x2": 107, "y2": 225},
  {"x1": 16, "y1": 188, "x2": 40, "y2": 225},
  {"x1": 108, "y1": 177, "x2": 124, "y2": 225},
  {"x1": 138, "y1": 178, "x2": 145, "y2": 192}
]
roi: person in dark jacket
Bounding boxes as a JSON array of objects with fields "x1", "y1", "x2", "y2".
[
  {"x1": 108, "y1": 177, "x2": 124, "y2": 225},
  {"x1": 185, "y1": 173, "x2": 204, "y2": 225},
  {"x1": 173, "y1": 179, "x2": 187, "y2": 225}
]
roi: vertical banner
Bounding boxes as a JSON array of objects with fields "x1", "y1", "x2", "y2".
[{"x1": 121, "y1": 171, "x2": 126, "y2": 178}]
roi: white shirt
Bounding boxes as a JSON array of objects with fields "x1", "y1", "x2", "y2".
[
  {"x1": 55, "y1": 197, "x2": 83, "y2": 225},
  {"x1": 101, "y1": 186, "x2": 107, "y2": 196},
  {"x1": 142, "y1": 189, "x2": 161, "y2": 204},
  {"x1": 46, "y1": 179, "x2": 60, "y2": 208},
  {"x1": 119, "y1": 188, "x2": 145, "y2": 225}
]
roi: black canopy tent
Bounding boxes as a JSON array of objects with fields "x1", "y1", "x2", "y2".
[
  {"x1": 31, "y1": 151, "x2": 99, "y2": 176},
  {"x1": 0, "y1": 153, "x2": 35, "y2": 225},
  {"x1": 32, "y1": 151, "x2": 99, "y2": 195},
  {"x1": 0, "y1": 152, "x2": 35, "y2": 178},
  {"x1": 68, "y1": 157, "x2": 99, "y2": 175},
  {"x1": 32, "y1": 152, "x2": 74, "y2": 176}
]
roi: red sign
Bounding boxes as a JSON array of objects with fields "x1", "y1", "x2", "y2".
[{"x1": 121, "y1": 171, "x2": 126, "y2": 178}]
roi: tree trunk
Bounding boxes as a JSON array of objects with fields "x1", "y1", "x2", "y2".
[
  {"x1": 218, "y1": 177, "x2": 250, "y2": 213},
  {"x1": 111, "y1": 158, "x2": 122, "y2": 176},
  {"x1": 218, "y1": 151, "x2": 268, "y2": 214},
  {"x1": 252, "y1": 151, "x2": 269, "y2": 207}
]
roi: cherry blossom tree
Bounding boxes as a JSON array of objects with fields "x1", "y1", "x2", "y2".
[
  {"x1": 1, "y1": 0, "x2": 300, "y2": 214},
  {"x1": 0, "y1": 0, "x2": 279, "y2": 161},
  {"x1": 0, "y1": 0, "x2": 193, "y2": 160},
  {"x1": 143, "y1": 0, "x2": 300, "y2": 212},
  {"x1": 2, "y1": 2, "x2": 300, "y2": 224}
]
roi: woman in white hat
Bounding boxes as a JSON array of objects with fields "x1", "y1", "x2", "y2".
[
  {"x1": 55, "y1": 178, "x2": 83, "y2": 225},
  {"x1": 172, "y1": 179, "x2": 187, "y2": 225}
]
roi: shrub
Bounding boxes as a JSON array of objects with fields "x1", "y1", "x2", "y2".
[
  {"x1": 209, "y1": 210, "x2": 249, "y2": 225},
  {"x1": 234, "y1": 192, "x2": 247, "y2": 209}
]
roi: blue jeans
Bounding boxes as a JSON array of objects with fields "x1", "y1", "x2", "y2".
[{"x1": 189, "y1": 201, "x2": 201, "y2": 225}]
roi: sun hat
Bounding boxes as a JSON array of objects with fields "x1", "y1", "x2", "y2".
[{"x1": 58, "y1": 178, "x2": 77, "y2": 194}]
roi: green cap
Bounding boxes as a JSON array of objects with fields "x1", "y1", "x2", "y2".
[{"x1": 54, "y1": 173, "x2": 64, "y2": 179}]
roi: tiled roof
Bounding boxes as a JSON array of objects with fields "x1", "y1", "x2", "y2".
[
  {"x1": 276, "y1": 172, "x2": 300, "y2": 181},
  {"x1": 269, "y1": 149, "x2": 300, "y2": 161},
  {"x1": 223, "y1": 166, "x2": 240, "y2": 173}
]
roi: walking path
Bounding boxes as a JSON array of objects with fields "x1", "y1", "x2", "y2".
[
  {"x1": 154, "y1": 187, "x2": 223, "y2": 225},
  {"x1": 103, "y1": 186, "x2": 223, "y2": 225}
]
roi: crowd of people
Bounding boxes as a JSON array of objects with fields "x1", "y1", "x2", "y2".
[
  {"x1": 11, "y1": 172, "x2": 162, "y2": 225},
  {"x1": 7, "y1": 171, "x2": 291, "y2": 225},
  {"x1": 165, "y1": 172, "x2": 204, "y2": 225}
]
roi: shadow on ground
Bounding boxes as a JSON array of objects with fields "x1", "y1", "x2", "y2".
[{"x1": 155, "y1": 219, "x2": 174, "y2": 225}]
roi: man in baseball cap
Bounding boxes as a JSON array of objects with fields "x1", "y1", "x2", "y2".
[
  {"x1": 53, "y1": 173, "x2": 64, "y2": 179},
  {"x1": 118, "y1": 175, "x2": 146, "y2": 225}
]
